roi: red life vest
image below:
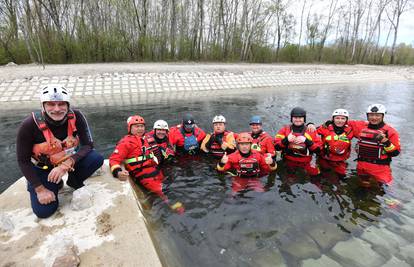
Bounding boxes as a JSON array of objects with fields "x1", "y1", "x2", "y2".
[
  {"x1": 251, "y1": 131, "x2": 268, "y2": 152},
  {"x1": 208, "y1": 131, "x2": 234, "y2": 158},
  {"x1": 145, "y1": 131, "x2": 174, "y2": 163},
  {"x1": 145, "y1": 134, "x2": 162, "y2": 162},
  {"x1": 321, "y1": 125, "x2": 352, "y2": 161},
  {"x1": 356, "y1": 128, "x2": 387, "y2": 163},
  {"x1": 32, "y1": 111, "x2": 79, "y2": 166},
  {"x1": 237, "y1": 157, "x2": 260, "y2": 178},
  {"x1": 286, "y1": 127, "x2": 309, "y2": 157},
  {"x1": 124, "y1": 137, "x2": 160, "y2": 180}
]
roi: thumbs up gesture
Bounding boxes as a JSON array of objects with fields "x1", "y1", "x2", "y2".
[
  {"x1": 221, "y1": 152, "x2": 229, "y2": 164},
  {"x1": 221, "y1": 141, "x2": 228, "y2": 150},
  {"x1": 265, "y1": 153, "x2": 273, "y2": 165},
  {"x1": 288, "y1": 133, "x2": 296, "y2": 143}
]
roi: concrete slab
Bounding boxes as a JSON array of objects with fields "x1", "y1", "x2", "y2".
[{"x1": 0, "y1": 160, "x2": 162, "y2": 267}]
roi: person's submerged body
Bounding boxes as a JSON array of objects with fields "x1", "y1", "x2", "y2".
[
  {"x1": 348, "y1": 104, "x2": 401, "y2": 186},
  {"x1": 217, "y1": 132, "x2": 277, "y2": 193},
  {"x1": 109, "y1": 115, "x2": 184, "y2": 214}
]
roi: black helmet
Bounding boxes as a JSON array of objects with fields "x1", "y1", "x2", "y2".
[
  {"x1": 290, "y1": 107, "x2": 306, "y2": 122},
  {"x1": 182, "y1": 114, "x2": 195, "y2": 125}
]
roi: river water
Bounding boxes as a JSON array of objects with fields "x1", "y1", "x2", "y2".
[{"x1": 1, "y1": 82, "x2": 414, "y2": 266}]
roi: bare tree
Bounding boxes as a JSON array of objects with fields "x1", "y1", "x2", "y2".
[{"x1": 387, "y1": 0, "x2": 411, "y2": 64}]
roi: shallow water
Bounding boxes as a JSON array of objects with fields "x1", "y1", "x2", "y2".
[{"x1": 1, "y1": 82, "x2": 414, "y2": 266}]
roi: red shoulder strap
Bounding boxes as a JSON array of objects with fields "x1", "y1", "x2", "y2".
[
  {"x1": 66, "y1": 110, "x2": 77, "y2": 136},
  {"x1": 32, "y1": 111, "x2": 53, "y2": 144}
]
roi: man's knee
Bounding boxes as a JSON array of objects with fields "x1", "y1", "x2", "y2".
[
  {"x1": 83, "y1": 150, "x2": 104, "y2": 170},
  {"x1": 32, "y1": 202, "x2": 58, "y2": 218}
]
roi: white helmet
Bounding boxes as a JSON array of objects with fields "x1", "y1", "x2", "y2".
[
  {"x1": 40, "y1": 84, "x2": 70, "y2": 104},
  {"x1": 153, "y1": 120, "x2": 169, "y2": 130},
  {"x1": 367, "y1": 104, "x2": 386, "y2": 115},
  {"x1": 212, "y1": 115, "x2": 226, "y2": 124},
  {"x1": 332, "y1": 109, "x2": 349, "y2": 118}
]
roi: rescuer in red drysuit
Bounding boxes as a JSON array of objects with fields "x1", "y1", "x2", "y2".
[
  {"x1": 109, "y1": 115, "x2": 184, "y2": 214},
  {"x1": 347, "y1": 104, "x2": 401, "y2": 186},
  {"x1": 275, "y1": 107, "x2": 322, "y2": 177},
  {"x1": 146, "y1": 119, "x2": 175, "y2": 164},
  {"x1": 217, "y1": 132, "x2": 277, "y2": 193},
  {"x1": 201, "y1": 115, "x2": 237, "y2": 158},
  {"x1": 169, "y1": 114, "x2": 206, "y2": 155},
  {"x1": 249, "y1": 116, "x2": 276, "y2": 157},
  {"x1": 317, "y1": 108, "x2": 354, "y2": 179}
]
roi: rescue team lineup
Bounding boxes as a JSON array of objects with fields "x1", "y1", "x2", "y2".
[{"x1": 16, "y1": 85, "x2": 401, "y2": 218}]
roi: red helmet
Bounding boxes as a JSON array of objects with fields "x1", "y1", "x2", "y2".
[
  {"x1": 237, "y1": 132, "x2": 253, "y2": 143},
  {"x1": 127, "y1": 115, "x2": 145, "y2": 133}
]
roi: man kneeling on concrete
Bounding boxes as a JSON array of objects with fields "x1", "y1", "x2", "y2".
[{"x1": 16, "y1": 85, "x2": 104, "y2": 218}]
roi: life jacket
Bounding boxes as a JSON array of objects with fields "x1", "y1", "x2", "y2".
[
  {"x1": 145, "y1": 132, "x2": 174, "y2": 163},
  {"x1": 124, "y1": 137, "x2": 159, "y2": 180},
  {"x1": 251, "y1": 131, "x2": 268, "y2": 152},
  {"x1": 31, "y1": 110, "x2": 79, "y2": 166},
  {"x1": 356, "y1": 128, "x2": 388, "y2": 164},
  {"x1": 237, "y1": 157, "x2": 260, "y2": 178},
  {"x1": 285, "y1": 126, "x2": 309, "y2": 157},
  {"x1": 208, "y1": 131, "x2": 234, "y2": 157},
  {"x1": 180, "y1": 127, "x2": 200, "y2": 153},
  {"x1": 322, "y1": 125, "x2": 352, "y2": 160},
  {"x1": 145, "y1": 134, "x2": 162, "y2": 163}
]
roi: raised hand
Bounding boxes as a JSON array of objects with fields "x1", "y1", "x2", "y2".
[
  {"x1": 288, "y1": 133, "x2": 296, "y2": 143},
  {"x1": 221, "y1": 152, "x2": 229, "y2": 164},
  {"x1": 295, "y1": 135, "x2": 306, "y2": 144},
  {"x1": 265, "y1": 153, "x2": 273, "y2": 165}
]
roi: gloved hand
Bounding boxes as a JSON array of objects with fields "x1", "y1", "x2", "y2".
[
  {"x1": 221, "y1": 152, "x2": 229, "y2": 164},
  {"x1": 324, "y1": 120, "x2": 333, "y2": 128},
  {"x1": 170, "y1": 201, "x2": 185, "y2": 214},
  {"x1": 265, "y1": 153, "x2": 273, "y2": 165}
]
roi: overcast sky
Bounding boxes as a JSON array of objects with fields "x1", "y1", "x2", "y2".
[{"x1": 286, "y1": 0, "x2": 414, "y2": 46}]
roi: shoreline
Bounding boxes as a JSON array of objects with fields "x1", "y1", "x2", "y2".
[{"x1": 0, "y1": 63, "x2": 412, "y2": 110}]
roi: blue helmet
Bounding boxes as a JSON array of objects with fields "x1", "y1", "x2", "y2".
[{"x1": 249, "y1": 116, "x2": 262, "y2": 125}]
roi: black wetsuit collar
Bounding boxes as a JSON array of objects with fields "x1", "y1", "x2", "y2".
[
  {"x1": 291, "y1": 124, "x2": 305, "y2": 133},
  {"x1": 251, "y1": 130, "x2": 263, "y2": 139},
  {"x1": 368, "y1": 121, "x2": 385, "y2": 130},
  {"x1": 154, "y1": 135, "x2": 167, "y2": 144},
  {"x1": 240, "y1": 151, "x2": 251, "y2": 158},
  {"x1": 333, "y1": 124, "x2": 345, "y2": 134}
]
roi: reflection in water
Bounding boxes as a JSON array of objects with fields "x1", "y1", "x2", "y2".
[{"x1": 1, "y1": 82, "x2": 414, "y2": 266}]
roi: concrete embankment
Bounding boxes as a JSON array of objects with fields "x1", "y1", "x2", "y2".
[
  {"x1": 0, "y1": 63, "x2": 412, "y2": 110},
  {"x1": 0, "y1": 160, "x2": 162, "y2": 267}
]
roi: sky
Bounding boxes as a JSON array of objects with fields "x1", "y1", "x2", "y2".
[{"x1": 287, "y1": 0, "x2": 414, "y2": 46}]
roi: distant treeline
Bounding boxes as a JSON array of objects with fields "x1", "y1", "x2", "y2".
[{"x1": 1, "y1": 0, "x2": 413, "y2": 65}]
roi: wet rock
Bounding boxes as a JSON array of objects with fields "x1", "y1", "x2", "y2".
[
  {"x1": 278, "y1": 231, "x2": 321, "y2": 260},
  {"x1": 396, "y1": 244, "x2": 414, "y2": 266},
  {"x1": 330, "y1": 237, "x2": 386, "y2": 266},
  {"x1": 382, "y1": 218, "x2": 414, "y2": 242},
  {"x1": 305, "y1": 222, "x2": 348, "y2": 251},
  {"x1": 70, "y1": 187, "x2": 93, "y2": 211},
  {"x1": 90, "y1": 167, "x2": 104, "y2": 177},
  {"x1": 400, "y1": 200, "x2": 414, "y2": 217},
  {"x1": 52, "y1": 245, "x2": 80, "y2": 267},
  {"x1": 0, "y1": 212, "x2": 14, "y2": 233},
  {"x1": 382, "y1": 256, "x2": 410, "y2": 267},
  {"x1": 5, "y1": 62, "x2": 17, "y2": 67},
  {"x1": 250, "y1": 248, "x2": 286, "y2": 267},
  {"x1": 302, "y1": 255, "x2": 342, "y2": 267},
  {"x1": 360, "y1": 225, "x2": 409, "y2": 258}
]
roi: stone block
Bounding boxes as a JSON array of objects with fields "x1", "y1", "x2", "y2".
[
  {"x1": 330, "y1": 237, "x2": 386, "y2": 267},
  {"x1": 302, "y1": 255, "x2": 342, "y2": 267}
]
